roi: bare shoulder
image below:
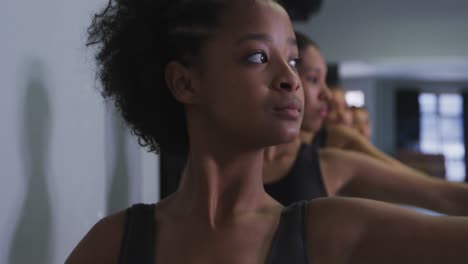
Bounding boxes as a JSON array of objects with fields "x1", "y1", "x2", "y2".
[
  {"x1": 306, "y1": 196, "x2": 441, "y2": 239},
  {"x1": 318, "y1": 147, "x2": 359, "y2": 173},
  {"x1": 318, "y1": 147, "x2": 351, "y2": 172},
  {"x1": 318, "y1": 147, "x2": 351, "y2": 161},
  {"x1": 305, "y1": 197, "x2": 367, "y2": 264},
  {"x1": 65, "y1": 209, "x2": 128, "y2": 264},
  {"x1": 317, "y1": 148, "x2": 359, "y2": 195},
  {"x1": 319, "y1": 147, "x2": 378, "y2": 167},
  {"x1": 306, "y1": 197, "x2": 468, "y2": 264}
]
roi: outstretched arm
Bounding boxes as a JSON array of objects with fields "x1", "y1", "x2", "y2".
[
  {"x1": 319, "y1": 148, "x2": 468, "y2": 216},
  {"x1": 307, "y1": 197, "x2": 468, "y2": 264},
  {"x1": 326, "y1": 124, "x2": 425, "y2": 176}
]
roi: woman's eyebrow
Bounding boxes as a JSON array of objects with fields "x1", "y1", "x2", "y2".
[
  {"x1": 236, "y1": 33, "x2": 297, "y2": 47},
  {"x1": 236, "y1": 33, "x2": 273, "y2": 45}
]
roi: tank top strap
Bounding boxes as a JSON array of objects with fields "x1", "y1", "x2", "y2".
[
  {"x1": 118, "y1": 203, "x2": 155, "y2": 264},
  {"x1": 264, "y1": 143, "x2": 328, "y2": 206},
  {"x1": 308, "y1": 144, "x2": 326, "y2": 195},
  {"x1": 311, "y1": 126, "x2": 327, "y2": 148},
  {"x1": 265, "y1": 201, "x2": 310, "y2": 264}
]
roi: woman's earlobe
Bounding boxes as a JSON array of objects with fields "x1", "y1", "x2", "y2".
[{"x1": 165, "y1": 61, "x2": 197, "y2": 104}]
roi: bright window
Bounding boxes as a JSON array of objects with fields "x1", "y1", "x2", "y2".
[
  {"x1": 345, "y1": 90, "x2": 365, "y2": 107},
  {"x1": 419, "y1": 93, "x2": 465, "y2": 182}
]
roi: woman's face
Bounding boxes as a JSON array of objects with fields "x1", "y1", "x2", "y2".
[
  {"x1": 191, "y1": 0, "x2": 303, "y2": 148},
  {"x1": 352, "y1": 108, "x2": 371, "y2": 140},
  {"x1": 298, "y1": 46, "x2": 330, "y2": 133},
  {"x1": 325, "y1": 88, "x2": 353, "y2": 127}
]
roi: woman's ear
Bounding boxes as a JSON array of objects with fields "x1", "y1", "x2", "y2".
[{"x1": 165, "y1": 61, "x2": 199, "y2": 104}]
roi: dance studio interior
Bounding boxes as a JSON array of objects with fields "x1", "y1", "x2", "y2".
[{"x1": 2, "y1": 0, "x2": 468, "y2": 263}]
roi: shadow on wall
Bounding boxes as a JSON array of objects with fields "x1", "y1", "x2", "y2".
[
  {"x1": 9, "y1": 58, "x2": 53, "y2": 264},
  {"x1": 106, "y1": 112, "x2": 130, "y2": 214}
]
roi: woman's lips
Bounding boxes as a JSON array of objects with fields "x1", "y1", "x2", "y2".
[
  {"x1": 319, "y1": 108, "x2": 328, "y2": 118},
  {"x1": 274, "y1": 108, "x2": 301, "y2": 120},
  {"x1": 273, "y1": 100, "x2": 302, "y2": 120}
]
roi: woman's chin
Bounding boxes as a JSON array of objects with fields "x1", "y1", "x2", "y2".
[
  {"x1": 275, "y1": 126, "x2": 301, "y2": 144},
  {"x1": 253, "y1": 123, "x2": 301, "y2": 147},
  {"x1": 300, "y1": 121, "x2": 321, "y2": 133}
]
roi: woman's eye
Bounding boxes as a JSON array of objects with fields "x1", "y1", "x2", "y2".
[
  {"x1": 307, "y1": 76, "x2": 318, "y2": 84},
  {"x1": 246, "y1": 52, "x2": 268, "y2": 64},
  {"x1": 288, "y1": 58, "x2": 300, "y2": 70}
]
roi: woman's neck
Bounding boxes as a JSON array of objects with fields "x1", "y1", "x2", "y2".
[
  {"x1": 262, "y1": 137, "x2": 302, "y2": 183},
  {"x1": 299, "y1": 129, "x2": 316, "y2": 144},
  {"x1": 174, "y1": 139, "x2": 270, "y2": 228},
  {"x1": 264, "y1": 137, "x2": 302, "y2": 162}
]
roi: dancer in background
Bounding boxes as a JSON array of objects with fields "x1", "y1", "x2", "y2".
[
  {"x1": 264, "y1": 31, "x2": 468, "y2": 217},
  {"x1": 351, "y1": 106, "x2": 372, "y2": 141}
]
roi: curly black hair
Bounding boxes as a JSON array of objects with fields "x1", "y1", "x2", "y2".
[{"x1": 87, "y1": 0, "x2": 240, "y2": 155}]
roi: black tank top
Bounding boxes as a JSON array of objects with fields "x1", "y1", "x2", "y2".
[
  {"x1": 264, "y1": 144, "x2": 327, "y2": 206},
  {"x1": 118, "y1": 201, "x2": 310, "y2": 264},
  {"x1": 311, "y1": 126, "x2": 327, "y2": 148}
]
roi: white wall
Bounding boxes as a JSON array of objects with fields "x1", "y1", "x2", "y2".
[
  {"x1": 0, "y1": 1, "x2": 158, "y2": 263},
  {"x1": 295, "y1": 0, "x2": 468, "y2": 61}
]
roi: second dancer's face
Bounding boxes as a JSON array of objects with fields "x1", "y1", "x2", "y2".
[{"x1": 298, "y1": 46, "x2": 330, "y2": 133}]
